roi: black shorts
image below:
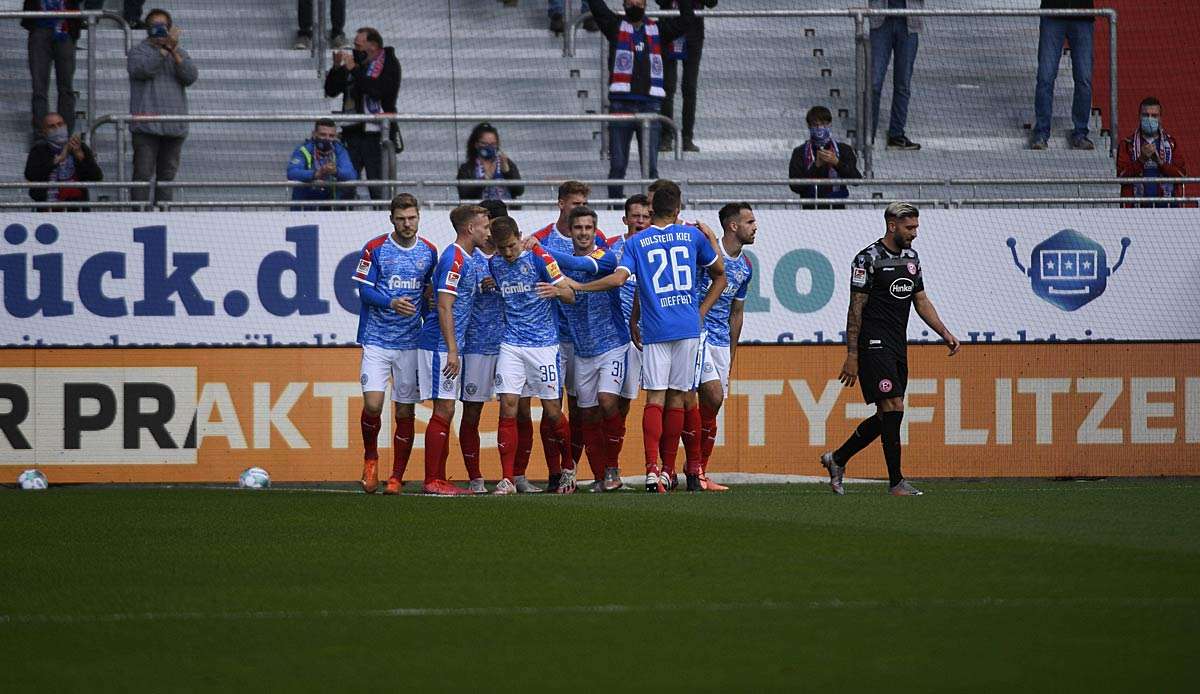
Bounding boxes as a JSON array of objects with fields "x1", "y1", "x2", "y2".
[{"x1": 858, "y1": 348, "x2": 908, "y2": 404}]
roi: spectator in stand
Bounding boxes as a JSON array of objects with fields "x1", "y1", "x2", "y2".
[
  {"x1": 22, "y1": 0, "x2": 81, "y2": 135},
  {"x1": 25, "y1": 111, "x2": 103, "y2": 210},
  {"x1": 287, "y1": 118, "x2": 357, "y2": 210},
  {"x1": 584, "y1": 0, "x2": 694, "y2": 201},
  {"x1": 82, "y1": 1, "x2": 145, "y2": 28},
  {"x1": 868, "y1": 0, "x2": 922, "y2": 150},
  {"x1": 324, "y1": 27, "x2": 401, "y2": 201},
  {"x1": 1117, "y1": 96, "x2": 1189, "y2": 208},
  {"x1": 657, "y1": 0, "x2": 716, "y2": 154},
  {"x1": 127, "y1": 8, "x2": 198, "y2": 203},
  {"x1": 549, "y1": 0, "x2": 564, "y2": 33},
  {"x1": 789, "y1": 106, "x2": 863, "y2": 210},
  {"x1": 456, "y1": 122, "x2": 524, "y2": 202},
  {"x1": 1032, "y1": 0, "x2": 1094, "y2": 150},
  {"x1": 293, "y1": 0, "x2": 347, "y2": 50}
]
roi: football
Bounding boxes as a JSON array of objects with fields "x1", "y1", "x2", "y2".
[
  {"x1": 18, "y1": 469, "x2": 48, "y2": 491},
  {"x1": 237, "y1": 467, "x2": 271, "y2": 489}
]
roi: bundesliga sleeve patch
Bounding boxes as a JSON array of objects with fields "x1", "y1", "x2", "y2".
[
  {"x1": 546, "y1": 261, "x2": 562, "y2": 278},
  {"x1": 851, "y1": 267, "x2": 868, "y2": 286},
  {"x1": 356, "y1": 259, "x2": 371, "y2": 277},
  {"x1": 446, "y1": 271, "x2": 461, "y2": 289}
]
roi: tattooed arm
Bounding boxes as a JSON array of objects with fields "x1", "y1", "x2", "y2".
[{"x1": 839, "y1": 293, "x2": 868, "y2": 387}]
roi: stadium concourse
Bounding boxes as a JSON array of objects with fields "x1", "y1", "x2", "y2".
[{"x1": 0, "y1": 0, "x2": 1119, "y2": 205}]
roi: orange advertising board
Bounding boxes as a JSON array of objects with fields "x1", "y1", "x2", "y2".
[{"x1": 1, "y1": 344, "x2": 1197, "y2": 482}]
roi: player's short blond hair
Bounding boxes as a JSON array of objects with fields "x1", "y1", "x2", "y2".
[
  {"x1": 450, "y1": 204, "x2": 487, "y2": 233},
  {"x1": 884, "y1": 202, "x2": 919, "y2": 220}
]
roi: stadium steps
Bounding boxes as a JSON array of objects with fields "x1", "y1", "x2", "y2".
[{"x1": 0, "y1": 0, "x2": 1116, "y2": 206}]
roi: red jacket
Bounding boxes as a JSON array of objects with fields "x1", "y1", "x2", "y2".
[{"x1": 1116, "y1": 130, "x2": 1188, "y2": 205}]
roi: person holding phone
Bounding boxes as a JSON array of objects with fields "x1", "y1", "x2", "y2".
[
  {"x1": 788, "y1": 105, "x2": 862, "y2": 210},
  {"x1": 455, "y1": 122, "x2": 523, "y2": 202}
]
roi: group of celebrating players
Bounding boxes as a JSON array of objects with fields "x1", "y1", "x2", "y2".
[{"x1": 352, "y1": 178, "x2": 960, "y2": 497}]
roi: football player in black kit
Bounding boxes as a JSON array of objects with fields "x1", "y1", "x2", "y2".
[{"x1": 821, "y1": 202, "x2": 960, "y2": 496}]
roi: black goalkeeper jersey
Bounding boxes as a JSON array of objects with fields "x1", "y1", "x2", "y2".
[{"x1": 849, "y1": 239, "x2": 924, "y2": 357}]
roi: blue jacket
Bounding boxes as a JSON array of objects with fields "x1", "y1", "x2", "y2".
[{"x1": 287, "y1": 140, "x2": 357, "y2": 201}]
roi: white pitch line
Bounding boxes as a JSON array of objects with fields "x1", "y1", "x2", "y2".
[{"x1": 2, "y1": 597, "x2": 1195, "y2": 626}]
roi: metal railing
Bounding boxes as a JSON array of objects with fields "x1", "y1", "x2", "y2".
[
  {"x1": 86, "y1": 112, "x2": 681, "y2": 198},
  {"x1": 564, "y1": 7, "x2": 1119, "y2": 170},
  {"x1": 0, "y1": 10, "x2": 133, "y2": 135},
  {"x1": 5, "y1": 178, "x2": 1196, "y2": 211}
]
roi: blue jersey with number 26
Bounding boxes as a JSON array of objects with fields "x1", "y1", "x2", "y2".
[{"x1": 617, "y1": 223, "x2": 717, "y2": 344}]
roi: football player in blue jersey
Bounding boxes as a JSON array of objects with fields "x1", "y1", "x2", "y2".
[
  {"x1": 532, "y1": 181, "x2": 608, "y2": 486},
  {"x1": 415, "y1": 204, "x2": 491, "y2": 495},
  {"x1": 537, "y1": 206, "x2": 630, "y2": 492},
  {"x1": 488, "y1": 216, "x2": 578, "y2": 495},
  {"x1": 695, "y1": 202, "x2": 758, "y2": 491},
  {"x1": 559, "y1": 185, "x2": 726, "y2": 492},
  {"x1": 350, "y1": 193, "x2": 438, "y2": 495}
]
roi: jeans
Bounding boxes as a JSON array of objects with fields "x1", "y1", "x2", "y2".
[
  {"x1": 608, "y1": 99, "x2": 661, "y2": 200},
  {"x1": 131, "y1": 132, "x2": 185, "y2": 202},
  {"x1": 660, "y1": 38, "x2": 703, "y2": 142},
  {"x1": 1034, "y1": 17, "x2": 1093, "y2": 141},
  {"x1": 344, "y1": 131, "x2": 386, "y2": 200},
  {"x1": 298, "y1": 0, "x2": 345, "y2": 36},
  {"x1": 27, "y1": 28, "x2": 76, "y2": 133},
  {"x1": 548, "y1": 1, "x2": 564, "y2": 19},
  {"x1": 870, "y1": 18, "x2": 918, "y2": 141}
]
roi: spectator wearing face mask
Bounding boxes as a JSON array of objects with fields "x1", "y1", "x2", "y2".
[
  {"x1": 789, "y1": 106, "x2": 863, "y2": 210},
  {"x1": 127, "y1": 8, "x2": 198, "y2": 203},
  {"x1": 324, "y1": 26, "x2": 401, "y2": 201},
  {"x1": 22, "y1": 0, "x2": 82, "y2": 135},
  {"x1": 456, "y1": 122, "x2": 524, "y2": 202},
  {"x1": 288, "y1": 118, "x2": 358, "y2": 210},
  {"x1": 1117, "y1": 96, "x2": 1189, "y2": 208},
  {"x1": 25, "y1": 111, "x2": 103, "y2": 210}
]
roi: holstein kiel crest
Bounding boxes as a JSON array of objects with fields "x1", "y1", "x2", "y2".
[{"x1": 1006, "y1": 229, "x2": 1130, "y2": 311}]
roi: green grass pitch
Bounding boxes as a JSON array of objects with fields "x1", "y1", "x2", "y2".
[{"x1": 2, "y1": 480, "x2": 1197, "y2": 692}]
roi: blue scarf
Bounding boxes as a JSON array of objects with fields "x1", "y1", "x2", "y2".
[
  {"x1": 475, "y1": 158, "x2": 508, "y2": 201},
  {"x1": 47, "y1": 141, "x2": 79, "y2": 202}
]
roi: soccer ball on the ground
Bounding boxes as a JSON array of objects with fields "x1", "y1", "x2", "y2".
[
  {"x1": 238, "y1": 467, "x2": 271, "y2": 489},
  {"x1": 18, "y1": 469, "x2": 48, "y2": 491}
]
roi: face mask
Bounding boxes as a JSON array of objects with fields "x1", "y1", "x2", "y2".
[
  {"x1": 1141, "y1": 116, "x2": 1160, "y2": 136},
  {"x1": 315, "y1": 138, "x2": 334, "y2": 152},
  {"x1": 809, "y1": 126, "x2": 831, "y2": 143},
  {"x1": 148, "y1": 23, "x2": 169, "y2": 38},
  {"x1": 477, "y1": 145, "x2": 497, "y2": 160},
  {"x1": 46, "y1": 127, "x2": 69, "y2": 147},
  {"x1": 624, "y1": 5, "x2": 645, "y2": 22}
]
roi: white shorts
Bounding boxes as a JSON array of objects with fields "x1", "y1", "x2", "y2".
[
  {"x1": 621, "y1": 343, "x2": 642, "y2": 400},
  {"x1": 461, "y1": 353, "x2": 498, "y2": 403},
  {"x1": 559, "y1": 341, "x2": 576, "y2": 397},
  {"x1": 573, "y1": 344, "x2": 629, "y2": 409},
  {"x1": 699, "y1": 343, "x2": 731, "y2": 396},
  {"x1": 419, "y1": 349, "x2": 462, "y2": 401},
  {"x1": 496, "y1": 343, "x2": 562, "y2": 401},
  {"x1": 641, "y1": 337, "x2": 701, "y2": 392},
  {"x1": 360, "y1": 345, "x2": 421, "y2": 404}
]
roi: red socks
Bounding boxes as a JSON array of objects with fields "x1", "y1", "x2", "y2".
[
  {"x1": 459, "y1": 418, "x2": 482, "y2": 481},
  {"x1": 540, "y1": 417, "x2": 563, "y2": 476},
  {"x1": 699, "y1": 403, "x2": 719, "y2": 471},
  {"x1": 558, "y1": 416, "x2": 574, "y2": 471},
  {"x1": 642, "y1": 403, "x2": 663, "y2": 473},
  {"x1": 570, "y1": 416, "x2": 584, "y2": 469},
  {"x1": 602, "y1": 410, "x2": 626, "y2": 470},
  {"x1": 423, "y1": 414, "x2": 451, "y2": 484},
  {"x1": 361, "y1": 410, "x2": 381, "y2": 461},
  {"x1": 682, "y1": 406, "x2": 702, "y2": 475},
  {"x1": 498, "y1": 416, "x2": 518, "y2": 480},
  {"x1": 582, "y1": 418, "x2": 605, "y2": 481},
  {"x1": 515, "y1": 417, "x2": 533, "y2": 477},
  {"x1": 392, "y1": 414, "x2": 414, "y2": 480},
  {"x1": 660, "y1": 407, "x2": 685, "y2": 476}
]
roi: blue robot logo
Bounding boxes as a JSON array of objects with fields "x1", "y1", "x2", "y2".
[{"x1": 1006, "y1": 229, "x2": 1130, "y2": 311}]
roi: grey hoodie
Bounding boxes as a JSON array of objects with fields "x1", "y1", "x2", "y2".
[{"x1": 127, "y1": 38, "x2": 199, "y2": 138}]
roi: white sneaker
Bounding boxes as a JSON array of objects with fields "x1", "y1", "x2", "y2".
[
  {"x1": 468, "y1": 478, "x2": 488, "y2": 495},
  {"x1": 513, "y1": 475, "x2": 543, "y2": 494},
  {"x1": 555, "y1": 468, "x2": 577, "y2": 494},
  {"x1": 645, "y1": 471, "x2": 665, "y2": 493},
  {"x1": 492, "y1": 478, "x2": 517, "y2": 495},
  {"x1": 603, "y1": 466, "x2": 623, "y2": 491}
]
